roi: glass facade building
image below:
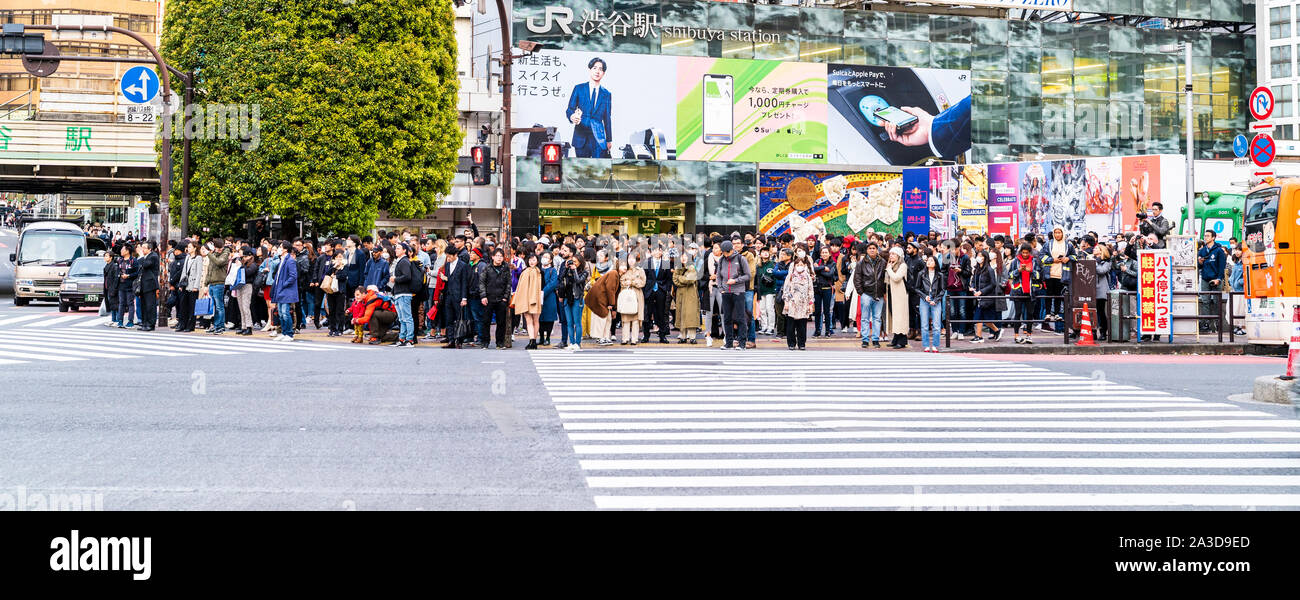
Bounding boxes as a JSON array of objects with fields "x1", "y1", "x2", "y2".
[{"x1": 513, "y1": 0, "x2": 1256, "y2": 163}]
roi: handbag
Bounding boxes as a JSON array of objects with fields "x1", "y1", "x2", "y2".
[
  {"x1": 194, "y1": 296, "x2": 214, "y2": 317},
  {"x1": 454, "y1": 318, "x2": 475, "y2": 340},
  {"x1": 617, "y1": 288, "x2": 638, "y2": 314},
  {"x1": 98, "y1": 302, "x2": 109, "y2": 317},
  {"x1": 321, "y1": 274, "x2": 337, "y2": 294},
  {"x1": 253, "y1": 269, "x2": 268, "y2": 289}
]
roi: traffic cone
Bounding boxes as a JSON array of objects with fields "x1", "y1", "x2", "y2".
[{"x1": 1076, "y1": 303, "x2": 1097, "y2": 347}]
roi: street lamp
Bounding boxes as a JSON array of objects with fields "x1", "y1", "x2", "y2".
[{"x1": 1159, "y1": 42, "x2": 1195, "y2": 220}]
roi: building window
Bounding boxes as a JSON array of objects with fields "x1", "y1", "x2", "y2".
[
  {"x1": 1278, "y1": 124, "x2": 1294, "y2": 140},
  {"x1": 1272, "y1": 45, "x2": 1293, "y2": 78},
  {"x1": 1274, "y1": 85, "x2": 1294, "y2": 119},
  {"x1": 1273, "y1": 6, "x2": 1292, "y2": 40}
]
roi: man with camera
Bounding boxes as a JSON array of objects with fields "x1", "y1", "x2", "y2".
[{"x1": 1136, "y1": 202, "x2": 1172, "y2": 249}]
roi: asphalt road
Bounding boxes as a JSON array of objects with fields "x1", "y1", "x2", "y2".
[{"x1": 0, "y1": 302, "x2": 1295, "y2": 510}]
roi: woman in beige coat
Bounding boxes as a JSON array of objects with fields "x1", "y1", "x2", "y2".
[
  {"x1": 672, "y1": 261, "x2": 701, "y2": 343},
  {"x1": 885, "y1": 246, "x2": 910, "y2": 349},
  {"x1": 617, "y1": 258, "x2": 646, "y2": 345},
  {"x1": 512, "y1": 253, "x2": 544, "y2": 350}
]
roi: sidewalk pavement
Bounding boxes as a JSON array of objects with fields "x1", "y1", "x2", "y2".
[{"x1": 199, "y1": 321, "x2": 1245, "y2": 355}]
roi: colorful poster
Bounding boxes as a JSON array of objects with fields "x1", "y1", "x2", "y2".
[
  {"x1": 987, "y1": 163, "x2": 1020, "y2": 240},
  {"x1": 1138, "y1": 250, "x2": 1173, "y2": 336},
  {"x1": 508, "y1": 50, "x2": 679, "y2": 160},
  {"x1": 758, "y1": 170, "x2": 901, "y2": 237},
  {"x1": 1084, "y1": 157, "x2": 1123, "y2": 236},
  {"x1": 901, "y1": 168, "x2": 930, "y2": 236},
  {"x1": 827, "y1": 65, "x2": 971, "y2": 166},
  {"x1": 957, "y1": 165, "x2": 988, "y2": 234},
  {"x1": 929, "y1": 166, "x2": 960, "y2": 238},
  {"x1": 1018, "y1": 162, "x2": 1051, "y2": 238},
  {"x1": 677, "y1": 58, "x2": 828, "y2": 163},
  {"x1": 1121, "y1": 155, "x2": 1160, "y2": 234},
  {"x1": 1049, "y1": 159, "x2": 1087, "y2": 238}
]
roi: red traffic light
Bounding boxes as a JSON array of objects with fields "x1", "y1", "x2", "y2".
[
  {"x1": 472, "y1": 146, "x2": 484, "y2": 164},
  {"x1": 542, "y1": 143, "x2": 562, "y2": 163},
  {"x1": 470, "y1": 144, "x2": 491, "y2": 186}
]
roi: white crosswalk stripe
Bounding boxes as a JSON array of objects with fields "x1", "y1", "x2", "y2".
[
  {"x1": 0, "y1": 312, "x2": 107, "y2": 328},
  {"x1": 530, "y1": 349, "x2": 1300, "y2": 510},
  {"x1": 0, "y1": 327, "x2": 362, "y2": 364}
]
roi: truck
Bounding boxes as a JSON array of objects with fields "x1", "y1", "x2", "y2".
[{"x1": 1179, "y1": 191, "x2": 1244, "y2": 246}]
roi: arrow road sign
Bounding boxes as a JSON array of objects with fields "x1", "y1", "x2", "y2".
[
  {"x1": 1251, "y1": 133, "x2": 1276, "y2": 168},
  {"x1": 1250, "y1": 86, "x2": 1274, "y2": 121},
  {"x1": 120, "y1": 66, "x2": 158, "y2": 104},
  {"x1": 1234, "y1": 134, "x2": 1249, "y2": 158}
]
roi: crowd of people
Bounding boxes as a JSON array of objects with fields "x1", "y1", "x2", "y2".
[{"x1": 92, "y1": 203, "x2": 1248, "y2": 349}]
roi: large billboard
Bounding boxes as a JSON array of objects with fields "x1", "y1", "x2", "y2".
[
  {"x1": 758, "y1": 170, "x2": 901, "y2": 238},
  {"x1": 511, "y1": 49, "x2": 967, "y2": 166},
  {"x1": 827, "y1": 65, "x2": 971, "y2": 166},
  {"x1": 902, "y1": 155, "x2": 1179, "y2": 239}
]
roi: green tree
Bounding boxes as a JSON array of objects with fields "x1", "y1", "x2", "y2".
[{"x1": 161, "y1": 0, "x2": 461, "y2": 236}]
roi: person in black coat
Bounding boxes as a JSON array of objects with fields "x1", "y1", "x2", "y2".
[
  {"x1": 116, "y1": 244, "x2": 138, "y2": 328},
  {"x1": 103, "y1": 252, "x2": 120, "y2": 325},
  {"x1": 640, "y1": 247, "x2": 674, "y2": 343},
  {"x1": 135, "y1": 241, "x2": 161, "y2": 331},
  {"x1": 440, "y1": 246, "x2": 471, "y2": 348}
]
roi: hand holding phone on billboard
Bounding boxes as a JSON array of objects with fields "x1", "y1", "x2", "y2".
[
  {"x1": 883, "y1": 106, "x2": 932, "y2": 147},
  {"x1": 702, "y1": 74, "x2": 733, "y2": 145}
]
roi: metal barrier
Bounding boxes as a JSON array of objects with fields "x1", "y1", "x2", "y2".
[
  {"x1": 1111, "y1": 290, "x2": 1234, "y2": 343},
  {"x1": 942, "y1": 294, "x2": 1068, "y2": 348}
]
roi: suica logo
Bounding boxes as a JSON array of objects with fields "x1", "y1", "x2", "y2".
[{"x1": 49, "y1": 530, "x2": 152, "y2": 581}]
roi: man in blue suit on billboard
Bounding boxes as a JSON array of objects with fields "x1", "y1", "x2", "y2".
[
  {"x1": 565, "y1": 57, "x2": 612, "y2": 158},
  {"x1": 883, "y1": 95, "x2": 971, "y2": 161}
]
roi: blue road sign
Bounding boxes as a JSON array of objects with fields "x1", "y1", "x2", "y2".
[
  {"x1": 120, "y1": 66, "x2": 159, "y2": 104},
  {"x1": 1250, "y1": 134, "x2": 1276, "y2": 168},
  {"x1": 1234, "y1": 134, "x2": 1249, "y2": 158}
]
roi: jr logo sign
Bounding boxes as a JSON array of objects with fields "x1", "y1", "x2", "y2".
[{"x1": 526, "y1": 6, "x2": 574, "y2": 35}]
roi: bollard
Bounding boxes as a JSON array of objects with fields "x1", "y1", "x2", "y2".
[{"x1": 1283, "y1": 305, "x2": 1300, "y2": 381}]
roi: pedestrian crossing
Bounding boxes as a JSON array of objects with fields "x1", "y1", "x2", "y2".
[
  {"x1": 0, "y1": 326, "x2": 362, "y2": 366},
  {"x1": 530, "y1": 349, "x2": 1300, "y2": 510},
  {"x1": 0, "y1": 312, "x2": 114, "y2": 328}
]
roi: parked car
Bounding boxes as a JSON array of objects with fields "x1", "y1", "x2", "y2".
[{"x1": 58, "y1": 256, "x2": 106, "y2": 312}]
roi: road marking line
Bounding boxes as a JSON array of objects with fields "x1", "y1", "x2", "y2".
[
  {"x1": 571, "y1": 442, "x2": 1300, "y2": 454},
  {"x1": 568, "y1": 430, "x2": 1300, "y2": 441},
  {"x1": 23, "y1": 315, "x2": 104, "y2": 327},
  {"x1": 554, "y1": 410, "x2": 1271, "y2": 420},
  {"x1": 579, "y1": 457, "x2": 1300, "y2": 470},
  {"x1": 0, "y1": 315, "x2": 48, "y2": 327},
  {"x1": 592, "y1": 493, "x2": 1300, "y2": 509},
  {"x1": 585, "y1": 474, "x2": 1300, "y2": 488},
  {"x1": 561, "y1": 419, "x2": 1300, "y2": 430}
]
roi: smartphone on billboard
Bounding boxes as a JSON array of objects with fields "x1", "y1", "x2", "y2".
[
  {"x1": 702, "y1": 74, "x2": 733, "y2": 145},
  {"x1": 873, "y1": 106, "x2": 919, "y2": 132}
]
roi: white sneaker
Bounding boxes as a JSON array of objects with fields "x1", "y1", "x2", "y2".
[
  {"x1": 273, "y1": 334, "x2": 285, "y2": 341},
  {"x1": 954, "y1": 333, "x2": 965, "y2": 340},
  {"x1": 280, "y1": 336, "x2": 294, "y2": 342},
  {"x1": 706, "y1": 336, "x2": 714, "y2": 347}
]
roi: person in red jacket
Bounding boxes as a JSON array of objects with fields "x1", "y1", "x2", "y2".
[{"x1": 347, "y1": 286, "x2": 368, "y2": 343}]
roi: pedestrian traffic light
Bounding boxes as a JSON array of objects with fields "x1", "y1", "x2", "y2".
[
  {"x1": 0, "y1": 25, "x2": 44, "y2": 55},
  {"x1": 541, "y1": 142, "x2": 562, "y2": 184},
  {"x1": 470, "y1": 144, "x2": 491, "y2": 186}
]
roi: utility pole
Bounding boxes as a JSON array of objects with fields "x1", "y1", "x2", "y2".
[
  {"x1": 23, "y1": 23, "x2": 179, "y2": 327},
  {"x1": 491, "y1": 0, "x2": 546, "y2": 250}
]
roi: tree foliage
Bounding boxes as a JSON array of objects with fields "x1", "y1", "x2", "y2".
[{"x1": 162, "y1": 0, "x2": 461, "y2": 236}]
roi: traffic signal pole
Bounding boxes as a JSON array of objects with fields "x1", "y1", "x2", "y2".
[
  {"x1": 492, "y1": 0, "x2": 547, "y2": 249},
  {"x1": 22, "y1": 23, "x2": 179, "y2": 327}
]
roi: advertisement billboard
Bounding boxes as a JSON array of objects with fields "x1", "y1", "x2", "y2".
[
  {"x1": 1019, "y1": 162, "x2": 1051, "y2": 237},
  {"x1": 1121, "y1": 155, "x2": 1161, "y2": 234},
  {"x1": 1084, "y1": 157, "x2": 1124, "y2": 236},
  {"x1": 758, "y1": 170, "x2": 901, "y2": 238},
  {"x1": 957, "y1": 165, "x2": 988, "y2": 234},
  {"x1": 1049, "y1": 159, "x2": 1087, "y2": 238},
  {"x1": 677, "y1": 58, "x2": 827, "y2": 163},
  {"x1": 827, "y1": 65, "x2": 971, "y2": 166},
  {"x1": 511, "y1": 49, "x2": 967, "y2": 166},
  {"x1": 901, "y1": 168, "x2": 930, "y2": 236},
  {"x1": 987, "y1": 163, "x2": 1019, "y2": 240}
]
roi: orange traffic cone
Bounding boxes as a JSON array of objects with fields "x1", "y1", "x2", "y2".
[{"x1": 1076, "y1": 303, "x2": 1097, "y2": 347}]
